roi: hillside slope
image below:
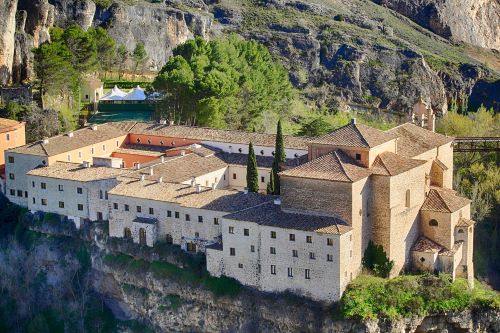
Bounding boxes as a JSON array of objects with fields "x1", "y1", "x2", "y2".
[{"x1": 3, "y1": 0, "x2": 500, "y2": 113}]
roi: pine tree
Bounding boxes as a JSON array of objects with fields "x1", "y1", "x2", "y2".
[
  {"x1": 271, "y1": 120, "x2": 285, "y2": 194},
  {"x1": 246, "y1": 142, "x2": 259, "y2": 193}
]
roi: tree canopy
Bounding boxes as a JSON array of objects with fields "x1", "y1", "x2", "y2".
[
  {"x1": 246, "y1": 142, "x2": 259, "y2": 193},
  {"x1": 153, "y1": 35, "x2": 294, "y2": 131}
]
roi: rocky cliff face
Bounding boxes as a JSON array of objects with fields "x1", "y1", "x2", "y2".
[
  {"x1": 374, "y1": 0, "x2": 500, "y2": 50},
  {"x1": 0, "y1": 0, "x2": 18, "y2": 85}
]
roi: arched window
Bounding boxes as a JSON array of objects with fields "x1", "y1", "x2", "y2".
[
  {"x1": 136, "y1": 138, "x2": 141, "y2": 143},
  {"x1": 124, "y1": 227, "x2": 132, "y2": 239},
  {"x1": 260, "y1": 150, "x2": 264, "y2": 155},
  {"x1": 405, "y1": 189, "x2": 411, "y2": 208},
  {"x1": 160, "y1": 140, "x2": 164, "y2": 145},
  {"x1": 429, "y1": 219, "x2": 438, "y2": 227},
  {"x1": 238, "y1": 148, "x2": 242, "y2": 153},
  {"x1": 458, "y1": 229, "x2": 464, "y2": 234},
  {"x1": 147, "y1": 139, "x2": 152, "y2": 144}
]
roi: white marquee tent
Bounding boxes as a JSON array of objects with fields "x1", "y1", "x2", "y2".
[{"x1": 100, "y1": 86, "x2": 128, "y2": 101}]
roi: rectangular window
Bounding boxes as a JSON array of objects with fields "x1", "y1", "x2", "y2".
[
  {"x1": 6, "y1": 133, "x2": 10, "y2": 141},
  {"x1": 8, "y1": 156, "x2": 14, "y2": 163},
  {"x1": 149, "y1": 207, "x2": 154, "y2": 215},
  {"x1": 305, "y1": 269, "x2": 310, "y2": 279},
  {"x1": 270, "y1": 231, "x2": 276, "y2": 239},
  {"x1": 58, "y1": 184, "x2": 64, "y2": 191},
  {"x1": 198, "y1": 216, "x2": 203, "y2": 223},
  {"x1": 78, "y1": 151, "x2": 82, "y2": 159},
  {"x1": 175, "y1": 211, "x2": 179, "y2": 219},
  {"x1": 250, "y1": 245, "x2": 255, "y2": 252},
  {"x1": 91, "y1": 147, "x2": 95, "y2": 154},
  {"x1": 105, "y1": 191, "x2": 108, "y2": 200},
  {"x1": 99, "y1": 190, "x2": 103, "y2": 199},
  {"x1": 292, "y1": 250, "x2": 298, "y2": 257},
  {"x1": 271, "y1": 265, "x2": 276, "y2": 275},
  {"x1": 214, "y1": 217, "x2": 219, "y2": 225},
  {"x1": 244, "y1": 228, "x2": 249, "y2": 236},
  {"x1": 232, "y1": 173, "x2": 237, "y2": 180},
  {"x1": 355, "y1": 153, "x2": 361, "y2": 161},
  {"x1": 102, "y1": 144, "x2": 106, "y2": 152},
  {"x1": 97, "y1": 212, "x2": 103, "y2": 220},
  {"x1": 116, "y1": 140, "x2": 119, "y2": 147},
  {"x1": 17, "y1": 190, "x2": 22, "y2": 197},
  {"x1": 41, "y1": 199, "x2": 47, "y2": 206},
  {"x1": 9, "y1": 189, "x2": 15, "y2": 196},
  {"x1": 124, "y1": 204, "x2": 129, "y2": 211},
  {"x1": 230, "y1": 248, "x2": 235, "y2": 256},
  {"x1": 238, "y1": 263, "x2": 243, "y2": 268},
  {"x1": 327, "y1": 254, "x2": 333, "y2": 262},
  {"x1": 67, "y1": 154, "x2": 71, "y2": 162},
  {"x1": 270, "y1": 247, "x2": 276, "y2": 254},
  {"x1": 41, "y1": 182, "x2": 46, "y2": 189},
  {"x1": 32, "y1": 181, "x2": 35, "y2": 188},
  {"x1": 32, "y1": 197, "x2": 36, "y2": 204},
  {"x1": 113, "y1": 203, "x2": 118, "y2": 210},
  {"x1": 309, "y1": 252, "x2": 315, "y2": 260},
  {"x1": 59, "y1": 201, "x2": 64, "y2": 208},
  {"x1": 167, "y1": 210, "x2": 172, "y2": 217},
  {"x1": 185, "y1": 214, "x2": 190, "y2": 221},
  {"x1": 288, "y1": 267, "x2": 293, "y2": 277},
  {"x1": 77, "y1": 187, "x2": 83, "y2": 194},
  {"x1": 229, "y1": 226, "x2": 234, "y2": 234},
  {"x1": 261, "y1": 176, "x2": 265, "y2": 183},
  {"x1": 136, "y1": 206, "x2": 142, "y2": 213},
  {"x1": 306, "y1": 235, "x2": 312, "y2": 243},
  {"x1": 289, "y1": 234, "x2": 295, "y2": 241},
  {"x1": 24, "y1": 191, "x2": 27, "y2": 198},
  {"x1": 195, "y1": 232, "x2": 199, "y2": 238},
  {"x1": 77, "y1": 204, "x2": 83, "y2": 211},
  {"x1": 9, "y1": 173, "x2": 14, "y2": 180},
  {"x1": 327, "y1": 238, "x2": 333, "y2": 246}
]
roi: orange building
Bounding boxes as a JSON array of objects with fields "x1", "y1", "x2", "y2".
[{"x1": 0, "y1": 118, "x2": 25, "y2": 175}]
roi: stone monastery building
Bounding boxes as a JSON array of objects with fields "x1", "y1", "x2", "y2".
[{"x1": 4, "y1": 120, "x2": 474, "y2": 302}]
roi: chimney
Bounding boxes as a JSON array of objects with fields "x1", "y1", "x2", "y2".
[
  {"x1": 228, "y1": 145, "x2": 232, "y2": 154},
  {"x1": 274, "y1": 198, "x2": 281, "y2": 205},
  {"x1": 135, "y1": 163, "x2": 141, "y2": 170},
  {"x1": 158, "y1": 177, "x2": 163, "y2": 183},
  {"x1": 351, "y1": 118, "x2": 357, "y2": 125},
  {"x1": 196, "y1": 184, "x2": 202, "y2": 193},
  {"x1": 82, "y1": 161, "x2": 90, "y2": 168},
  {"x1": 67, "y1": 132, "x2": 74, "y2": 138},
  {"x1": 243, "y1": 188, "x2": 248, "y2": 194},
  {"x1": 160, "y1": 156, "x2": 165, "y2": 163},
  {"x1": 211, "y1": 183, "x2": 216, "y2": 190},
  {"x1": 180, "y1": 150, "x2": 185, "y2": 156},
  {"x1": 191, "y1": 177, "x2": 196, "y2": 187},
  {"x1": 149, "y1": 167, "x2": 154, "y2": 176},
  {"x1": 169, "y1": 120, "x2": 174, "y2": 126},
  {"x1": 42, "y1": 138, "x2": 49, "y2": 144},
  {"x1": 160, "y1": 119, "x2": 167, "y2": 125},
  {"x1": 91, "y1": 124, "x2": 98, "y2": 131},
  {"x1": 140, "y1": 175, "x2": 145, "y2": 181}
]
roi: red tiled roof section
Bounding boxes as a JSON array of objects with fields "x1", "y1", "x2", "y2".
[
  {"x1": 412, "y1": 236, "x2": 444, "y2": 253},
  {"x1": 371, "y1": 152, "x2": 426, "y2": 176},
  {"x1": 309, "y1": 122, "x2": 394, "y2": 148},
  {"x1": 421, "y1": 187, "x2": 471, "y2": 213},
  {"x1": 110, "y1": 122, "x2": 310, "y2": 150},
  {"x1": 0, "y1": 118, "x2": 23, "y2": 131},
  {"x1": 280, "y1": 150, "x2": 371, "y2": 182},
  {"x1": 387, "y1": 123, "x2": 454, "y2": 158},
  {"x1": 456, "y1": 218, "x2": 475, "y2": 227}
]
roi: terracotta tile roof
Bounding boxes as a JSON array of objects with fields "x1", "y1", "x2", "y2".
[
  {"x1": 280, "y1": 150, "x2": 371, "y2": 182},
  {"x1": 387, "y1": 123, "x2": 454, "y2": 158},
  {"x1": 309, "y1": 121, "x2": 394, "y2": 148},
  {"x1": 421, "y1": 187, "x2": 471, "y2": 213},
  {"x1": 224, "y1": 202, "x2": 352, "y2": 235},
  {"x1": 109, "y1": 121, "x2": 309, "y2": 150},
  {"x1": 217, "y1": 151, "x2": 308, "y2": 169},
  {"x1": 0, "y1": 118, "x2": 23, "y2": 131},
  {"x1": 371, "y1": 152, "x2": 426, "y2": 176},
  {"x1": 168, "y1": 144, "x2": 217, "y2": 157},
  {"x1": 10, "y1": 124, "x2": 128, "y2": 156},
  {"x1": 26, "y1": 162, "x2": 128, "y2": 181},
  {"x1": 456, "y1": 218, "x2": 475, "y2": 227},
  {"x1": 109, "y1": 179, "x2": 272, "y2": 212},
  {"x1": 128, "y1": 153, "x2": 227, "y2": 183},
  {"x1": 412, "y1": 236, "x2": 444, "y2": 253},
  {"x1": 114, "y1": 146, "x2": 165, "y2": 157}
]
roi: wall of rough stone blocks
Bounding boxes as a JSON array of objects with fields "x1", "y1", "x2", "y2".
[
  {"x1": 351, "y1": 178, "x2": 372, "y2": 274},
  {"x1": 421, "y1": 210, "x2": 453, "y2": 249}
]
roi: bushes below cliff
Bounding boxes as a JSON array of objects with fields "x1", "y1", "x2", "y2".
[{"x1": 341, "y1": 274, "x2": 500, "y2": 320}]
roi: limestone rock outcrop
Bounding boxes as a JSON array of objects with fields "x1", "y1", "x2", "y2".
[
  {"x1": 0, "y1": 0, "x2": 18, "y2": 85},
  {"x1": 18, "y1": 0, "x2": 54, "y2": 47},
  {"x1": 374, "y1": 0, "x2": 500, "y2": 50},
  {"x1": 49, "y1": 0, "x2": 96, "y2": 31}
]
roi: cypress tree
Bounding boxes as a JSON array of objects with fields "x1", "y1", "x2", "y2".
[
  {"x1": 246, "y1": 142, "x2": 259, "y2": 193},
  {"x1": 266, "y1": 170, "x2": 275, "y2": 195},
  {"x1": 271, "y1": 120, "x2": 285, "y2": 194}
]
